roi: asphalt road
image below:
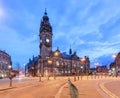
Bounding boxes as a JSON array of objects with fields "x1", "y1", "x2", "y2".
[{"x1": 0, "y1": 76, "x2": 120, "y2": 98}]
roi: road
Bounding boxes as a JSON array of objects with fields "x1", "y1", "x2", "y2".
[
  {"x1": 0, "y1": 76, "x2": 120, "y2": 98},
  {"x1": 0, "y1": 76, "x2": 68, "y2": 98},
  {"x1": 0, "y1": 77, "x2": 40, "y2": 90},
  {"x1": 60, "y1": 76, "x2": 120, "y2": 98}
]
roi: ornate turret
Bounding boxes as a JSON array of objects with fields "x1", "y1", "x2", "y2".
[
  {"x1": 40, "y1": 9, "x2": 52, "y2": 34},
  {"x1": 69, "y1": 48, "x2": 72, "y2": 55}
]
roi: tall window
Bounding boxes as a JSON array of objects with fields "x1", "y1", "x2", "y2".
[
  {"x1": 74, "y1": 64, "x2": 77, "y2": 67},
  {"x1": 56, "y1": 61, "x2": 59, "y2": 67}
]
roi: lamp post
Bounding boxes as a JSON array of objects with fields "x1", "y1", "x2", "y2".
[
  {"x1": 94, "y1": 62, "x2": 99, "y2": 79},
  {"x1": 23, "y1": 64, "x2": 26, "y2": 77},
  {"x1": 112, "y1": 54, "x2": 118, "y2": 77},
  {"x1": 80, "y1": 57, "x2": 86, "y2": 80},
  {"x1": 38, "y1": 58, "x2": 41, "y2": 82},
  {"x1": 8, "y1": 65, "x2": 12, "y2": 87},
  {"x1": 53, "y1": 50, "x2": 60, "y2": 79},
  {"x1": 47, "y1": 59, "x2": 54, "y2": 80},
  {"x1": 73, "y1": 64, "x2": 77, "y2": 81},
  {"x1": 80, "y1": 66, "x2": 83, "y2": 80},
  {"x1": 31, "y1": 66, "x2": 34, "y2": 77},
  {"x1": 38, "y1": 56, "x2": 44, "y2": 82}
]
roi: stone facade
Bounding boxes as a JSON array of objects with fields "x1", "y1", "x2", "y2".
[
  {"x1": 110, "y1": 52, "x2": 120, "y2": 69},
  {"x1": 115, "y1": 52, "x2": 120, "y2": 69},
  {"x1": 0, "y1": 50, "x2": 12, "y2": 78}
]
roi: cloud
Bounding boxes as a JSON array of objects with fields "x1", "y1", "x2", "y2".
[
  {"x1": 1, "y1": 0, "x2": 120, "y2": 68},
  {"x1": 0, "y1": 1, "x2": 6, "y2": 22},
  {"x1": 0, "y1": 7, "x2": 4, "y2": 17},
  {"x1": 77, "y1": 40, "x2": 120, "y2": 66},
  {"x1": 0, "y1": 24, "x2": 39, "y2": 65}
]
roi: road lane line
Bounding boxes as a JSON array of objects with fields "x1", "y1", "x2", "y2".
[
  {"x1": 55, "y1": 82, "x2": 67, "y2": 98},
  {"x1": 99, "y1": 82, "x2": 119, "y2": 98}
]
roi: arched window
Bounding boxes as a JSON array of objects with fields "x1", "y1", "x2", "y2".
[{"x1": 56, "y1": 61, "x2": 59, "y2": 67}]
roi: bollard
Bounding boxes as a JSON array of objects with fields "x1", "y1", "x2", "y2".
[
  {"x1": 81, "y1": 75, "x2": 82, "y2": 80},
  {"x1": 98, "y1": 75, "x2": 99, "y2": 79},
  {"x1": 39, "y1": 76, "x2": 41, "y2": 82},
  {"x1": 54, "y1": 75, "x2": 56, "y2": 80},
  {"x1": 101, "y1": 75, "x2": 102, "y2": 79},
  {"x1": 74, "y1": 76, "x2": 76, "y2": 81},
  {"x1": 94, "y1": 75, "x2": 96, "y2": 79},
  {"x1": 77, "y1": 76, "x2": 79, "y2": 80},
  {"x1": 91, "y1": 75, "x2": 93, "y2": 79},
  {"x1": 87, "y1": 75, "x2": 88, "y2": 80},
  {"x1": 47, "y1": 76, "x2": 49, "y2": 80}
]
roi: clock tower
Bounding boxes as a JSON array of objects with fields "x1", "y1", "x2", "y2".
[{"x1": 39, "y1": 10, "x2": 52, "y2": 59}]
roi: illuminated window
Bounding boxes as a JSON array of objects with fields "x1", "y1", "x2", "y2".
[
  {"x1": 61, "y1": 62, "x2": 63, "y2": 65},
  {"x1": 74, "y1": 64, "x2": 76, "y2": 67},
  {"x1": 56, "y1": 61, "x2": 59, "y2": 67}
]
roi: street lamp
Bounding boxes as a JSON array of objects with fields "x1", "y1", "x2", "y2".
[
  {"x1": 112, "y1": 54, "x2": 116, "y2": 59},
  {"x1": 80, "y1": 66, "x2": 83, "y2": 80},
  {"x1": 47, "y1": 59, "x2": 55, "y2": 80},
  {"x1": 112, "y1": 54, "x2": 118, "y2": 77},
  {"x1": 80, "y1": 57, "x2": 86, "y2": 79},
  {"x1": 31, "y1": 66, "x2": 35, "y2": 77},
  {"x1": 23, "y1": 63, "x2": 26, "y2": 77},
  {"x1": 53, "y1": 50, "x2": 60, "y2": 79},
  {"x1": 94, "y1": 62, "x2": 99, "y2": 79},
  {"x1": 38, "y1": 55, "x2": 43, "y2": 82},
  {"x1": 73, "y1": 64, "x2": 77, "y2": 81},
  {"x1": 8, "y1": 65, "x2": 12, "y2": 87}
]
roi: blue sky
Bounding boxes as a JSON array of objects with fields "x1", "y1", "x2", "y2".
[{"x1": 0, "y1": 0, "x2": 120, "y2": 69}]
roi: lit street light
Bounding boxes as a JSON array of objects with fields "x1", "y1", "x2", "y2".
[
  {"x1": 23, "y1": 63, "x2": 26, "y2": 77},
  {"x1": 80, "y1": 57, "x2": 86, "y2": 80},
  {"x1": 47, "y1": 59, "x2": 55, "y2": 80},
  {"x1": 8, "y1": 65, "x2": 12, "y2": 87},
  {"x1": 112, "y1": 54, "x2": 116, "y2": 59},
  {"x1": 80, "y1": 66, "x2": 83, "y2": 80},
  {"x1": 112, "y1": 54, "x2": 118, "y2": 77},
  {"x1": 53, "y1": 50, "x2": 60, "y2": 79}
]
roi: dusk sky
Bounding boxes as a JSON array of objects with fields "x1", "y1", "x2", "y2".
[{"x1": 0, "y1": 0, "x2": 120, "y2": 69}]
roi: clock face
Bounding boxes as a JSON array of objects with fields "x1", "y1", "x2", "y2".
[
  {"x1": 45, "y1": 38, "x2": 51, "y2": 47},
  {"x1": 46, "y1": 38, "x2": 50, "y2": 43}
]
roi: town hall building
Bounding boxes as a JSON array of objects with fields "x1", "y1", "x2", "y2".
[{"x1": 25, "y1": 10, "x2": 90, "y2": 77}]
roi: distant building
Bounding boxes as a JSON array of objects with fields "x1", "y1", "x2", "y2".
[
  {"x1": 110, "y1": 52, "x2": 120, "y2": 69},
  {"x1": 109, "y1": 62, "x2": 115, "y2": 69},
  {"x1": 0, "y1": 50, "x2": 12, "y2": 78},
  {"x1": 26, "y1": 10, "x2": 90, "y2": 77},
  {"x1": 115, "y1": 52, "x2": 120, "y2": 69},
  {"x1": 96, "y1": 65, "x2": 108, "y2": 73},
  {"x1": 25, "y1": 56, "x2": 38, "y2": 76},
  {"x1": 109, "y1": 52, "x2": 120, "y2": 76}
]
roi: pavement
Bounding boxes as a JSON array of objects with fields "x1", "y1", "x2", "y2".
[
  {"x1": 0, "y1": 75, "x2": 120, "y2": 98},
  {"x1": 60, "y1": 75, "x2": 120, "y2": 98},
  {"x1": 0, "y1": 77, "x2": 39, "y2": 91},
  {"x1": 0, "y1": 76, "x2": 68, "y2": 98}
]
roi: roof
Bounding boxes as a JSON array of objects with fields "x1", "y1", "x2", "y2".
[{"x1": 61, "y1": 52, "x2": 71, "y2": 59}]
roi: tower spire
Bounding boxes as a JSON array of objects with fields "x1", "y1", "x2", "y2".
[
  {"x1": 69, "y1": 44, "x2": 72, "y2": 55},
  {"x1": 44, "y1": 8, "x2": 47, "y2": 16}
]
